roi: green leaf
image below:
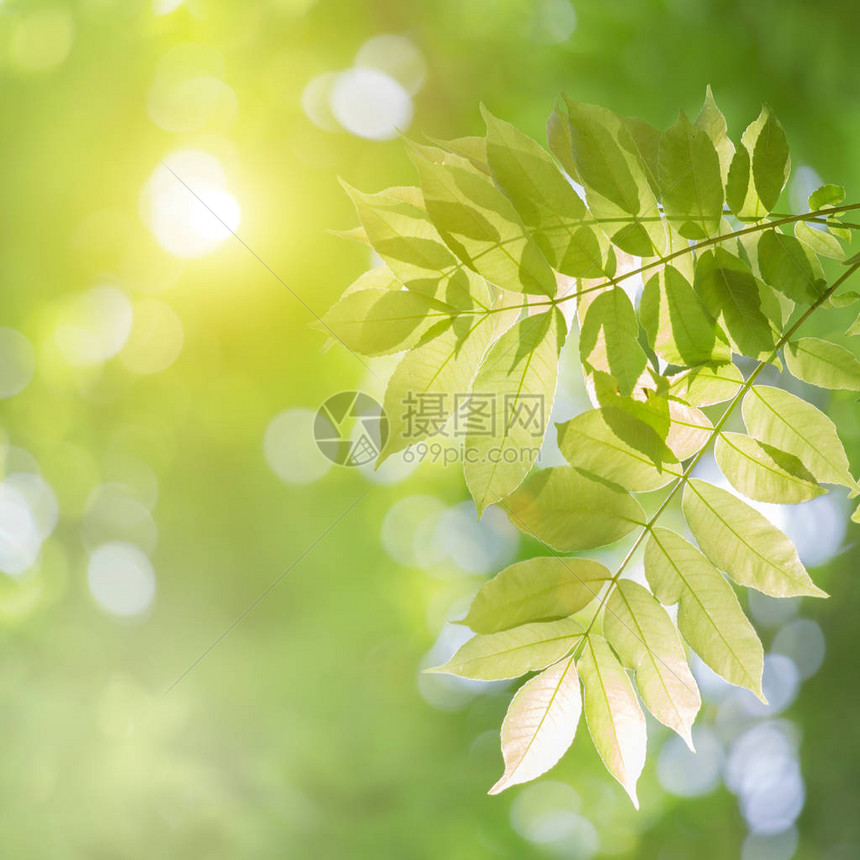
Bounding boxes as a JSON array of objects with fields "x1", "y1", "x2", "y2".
[
  {"x1": 645, "y1": 528, "x2": 764, "y2": 697},
  {"x1": 464, "y1": 309, "x2": 566, "y2": 513},
  {"x1": 826, "y1": 291, "x2": 860, "y2": 309},
  {"x1": 785, "y1": 337, "x2": 860, "y2": 391},
  {"x1": 430, "y1": 618, "x2": 584, "y2": 680},
  {"x1": 752, "y1": 107, "x2": 790, "y2": 213},
  {"x1": 621, "y1": 115, "x2": 661, "y2": 197},
  {"x1": 668, "y1": 362, "x2": 744, "y2": 406},
  {"x1": 562, "y1": 97, "x2": 667, "y2": 257},
  {"x1": 849, "y1": 311, "x2": 860, "y2": 336},
  {"x1": 341, "y1": 264, "x2": 401, "y2": 296},
  {"x1": 578, "y1": 634, "x2": 646, "y2": 807},
  {"x1": 427, "y1": 134, "x2": 488, "y2": 170},
  {"x1": 795, "y1": 219, "x2": 846, "y2": 261},
  {"x1": 725, "y1": 143, "x2": 751, "y2": 217},
  {"x1": 489, "y1": 656, "x2": 582, "y2": 794},
  {"x1": 580, "y1": 287, "x2": 648, "y2": 396},
  {"x1": 694, "y1": 85, "x2": 735, "y2": 186},
  {"x1": 683, "y1": 479, "x2": 827, "y2": 598},
  {"x1": 482, "y1": 106, "x2": 611, "y2": 278},
  {"x1": 407, "y1": 141, "x2": 558, "y2": 296},
  {"x1": 557, "y1": 406, "x2": 680, "y2": 493},
  {"x1": 658, "y1": 112, "x2": 724, "y2": 239},
  {"x1": 321, "y1": 288, "x2": 446, "y2": 356},
  {"x1": 714, "y1": 432, "x2": 823, "y2": 504},
  {"x1": 742, "y1": 385, "x2": 858, "y2": 490},
  {"x1": 694, "y1": 248, "x2": 778, "y2": 359},
  {"x1": 379, "y1": 314, "x2": 496, "y2": 461},
  {"x1": 808, "y1": 184, "x2": 846, "y2": 211},
  {"x1": 758, "y1": 229, "x2": 825, "y2": 305},
  {"x1": 342, "y1": 183, "x2": 484, "y2": 308},
  {"x1": 505, "y1": 466, "x2": 646, "y2": 552},
  {"x1": 460, "y1": 557, "x2": 612, "y2": 634},
  {"x1": 605, "y1": 580, "x2": 701, "y2": 747},
  {"x1": 727, "y1": 107, "x2": 790, "y2": 219},
  {"x1": 640, "y1": 264, "x2": 731, "y2": 366},
  {"x1": 546, "y1": 99, "x2": 581, "y2": 183}
]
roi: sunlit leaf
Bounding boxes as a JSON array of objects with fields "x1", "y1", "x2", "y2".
[
  {"x1": 666, "y1": 400, "x2": 713, "y2": 460},
  {"x1": 321, "y1": 288, "x2": 447, "y2": 356},
  {"x1": 579, "y1": 634, "x2": 646, "y2": 807},
  {"x1": 640, "y1": 264, "x2": 730, "y2": 366},
  {"x1": 460, "y1": 556, "x2": 612, "y2": 634},
  {"x1": 430, "y1": 618, "x2": 583, "y2": 680},
  {"x1": 758, "y1": 229, "x2": 825, "y2": 305},
  {"x1": 683, "y1": 479, "x2": 827, "y2": 598},
  {"x1": 849, "y1": 311, "x2": 860, "y2": 336},
  {"x1": 694, "y1": 248, "x2": 778, "y2": 358},
  {"x1": 483, "y1": 106, "x2": 611, "y2": 278},
  {"x1": 605, "y1": 580, "x2": 701, "y2": 747},
  {"x1": 695, "y1": 85, "x2": 735, "y2": 185},
  {"x1": 645, "y1": 528, "x2": 764, "y2": 697},
  {"x1": 489, "y1": 656, "x2": 582, "y2": 794},
  {"x1": 658, "y1": 112, "x2": 723, "y2": 239},
  {"x1": 342, "y1": 183, "x2": 485, "y2": 308},
  {"x1": 784, "y1": 337, "x2": 860, "y2": 391},
  {"x1": 808, "y1": 184, "x2": 846, "y2": 211},
  {"x1": 505, "y1": 466, "x2": 645, "y2": 552},
  {"x1": 557, "y1": 406, "x2": 680, "y2": 492},
  {"x1": 464, "y1": 309, "x2": 566, "y2": 513},
  {"x1": 751, "y1": 107, "x2": 790, "y2": 213},
  {"x1": 795, "y1": 219, "x2": 846, "y2": 260},
  {"x1": 742, "y1": 385, "x2": 858, "y2": 490},
  {"x1": 379, "y1": 314, "x2": 497, "y2": 461},
  {"x1": 714, "y1": 431, "x2": 823, "y2": 503},
  {"x1": 408, "y1": 141, "x2": 558, "y2": 296},
  {"x1": 562, "y1": 97, "x2": 667, "y2": 257},
  {"x1": 580, "y1": 287, "x2": 648, "y2": 396},
  {"x1": 668, "y1": 362, "x2": 744, "y2": 406}
]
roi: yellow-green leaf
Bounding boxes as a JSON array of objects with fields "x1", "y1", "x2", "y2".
[
  {"x1": 579, "y1": 634, "x2": 646, "y2": 807},
  {"x1": 380, "y1": 314, "x2": 496, "y2": 461},
  {"x1": 694, "y1": 248, "x2": 778, "y2": 359},
  {"x1": 605, "y1": 580, "x2": 701, "y2": 747},
  {"x1": 784, "y1": 337, "x2": 860, "y2": 391},
  {"x1": 645, "y1": 528, "x2": 764, "y2": 698},
  {"x1": 408, "y1": 141, "x2": 558, "y2": 296},
  {"x1": 742, "y1": 385, "x2": 858, "y2": 490},
  {"x1": 694, "y1": 85, "x2": 734, "y2": 186},
  {"x1": 505, "y1": 466, "x2": 645, "y2": 552},
  {"x1": 464, "y1": 309, "x2": 566, "y2": 513},
  {"x1": 658, "y1": 112, "x2": 724, "y2": 239},
  {"x1": 640, "y1": 264, "x2": 730, "y2": 366},
  {"x1": 715, "y1": 432, "x2": 823, "y2": 504},
  {"x1": 683, "y1": 479, "x2": 827, "y2": 598},
  {"x1": 482, "y1": 106, "x2": 611, "y2": 278},
  {"x1": 668, "y1": 362, "x2": 744, "y2": 406},
  {"x1": 461, "y1": 556, "x2": 611, "y2": 634},
  {"x1": 557, "y1": 406, "x2": 680, "y2": 492},
  {"x1": 758, "y1": 230, "x2": 825, "y2": 305},
  {"x1": 580, "y1": 287, "x2": 648, "y2": 396},
  {"x1": 430, "y1": 618, "x2": 583, "y2": 680},
  {"x1": 489, "y1": 656, "x2": 582, "y2": 794}
]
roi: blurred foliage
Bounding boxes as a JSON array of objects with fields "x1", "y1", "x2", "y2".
[{"x1": 0, "y1": 0, "x2": 858, "y2": 857}]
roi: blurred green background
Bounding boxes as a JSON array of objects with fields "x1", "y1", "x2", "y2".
[{"x1": 1, "y1": 0, "x2": 859, "y2": 857}]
